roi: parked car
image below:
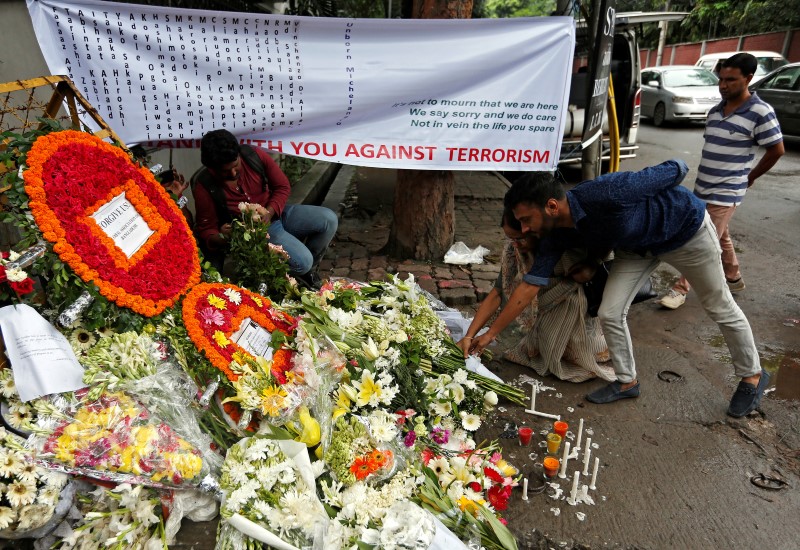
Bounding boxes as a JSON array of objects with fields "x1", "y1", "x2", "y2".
[
  {"x1": 640, "y1": 66, "x2": 720, "y2": 126},
  {"x1": 695, "y1": 51, "x2": 788, "y2": 85},
  {"x1": 558, "y1": 11, "x2": 688, "y2": 166},
  {"x1": 750, "y1": 62, "x2": 800, "y2": 137}
]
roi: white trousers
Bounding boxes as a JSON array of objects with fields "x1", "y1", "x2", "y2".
[{"x1": 597, "y1": 212, "x2": 760, "y2": 383}]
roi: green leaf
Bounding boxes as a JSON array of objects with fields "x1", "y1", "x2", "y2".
[{"x1": 478, "y1": 505, "x2": 518, "y2": 550}]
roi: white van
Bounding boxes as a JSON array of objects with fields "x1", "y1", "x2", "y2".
[
  {"x1": 559, "y1": 11, "x2": 688, "y2": 166},
  {"x1": 695, "y1": 51, "x2": 788, "y2": 85}
]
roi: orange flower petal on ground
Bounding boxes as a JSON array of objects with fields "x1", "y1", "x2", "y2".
[{"x1": 22, "y1": 130, "x2": 200, "y2": 317}]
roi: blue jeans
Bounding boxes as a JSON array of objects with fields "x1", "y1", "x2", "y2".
[
  {"x1": 267, "y1": 204, "x2": 338, "y2": 276},
  {"x1": 597, "y1": 212, "x2": 760, "y2": 383}
]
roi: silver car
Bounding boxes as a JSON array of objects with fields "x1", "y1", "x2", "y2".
[{"x1": 641, "y1": 66, "x2": 720, "y2": 126}]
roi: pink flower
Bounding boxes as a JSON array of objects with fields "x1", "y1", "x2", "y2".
[
  {"x1": 431, "y1": 427, "x2": 450, "y2": 445},
  {"x1": 199, "y1": 307, "x2": 225, "y2": 326},
  {"x1": 489, "y1": 451, "x2": 503, "y2": 464},
  {"x1": 404, "y1": 431, "x2": 417, "y2": 447}
]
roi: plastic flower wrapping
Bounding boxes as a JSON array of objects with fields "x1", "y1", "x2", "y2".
[{"x1": 29, "y1": 388, "x2": 206, "y2": 488}]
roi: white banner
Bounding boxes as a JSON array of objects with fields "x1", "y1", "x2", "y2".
[{"x1": 27, "y1": 0, "x2": 575, "y2": 170}]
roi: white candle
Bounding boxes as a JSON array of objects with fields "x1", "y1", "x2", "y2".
[
  {"x1": 582, "y1": 437, "x2": 592, "y2": 474},
  {"x1": 589, "y1": 457, "x2": 600, "y2": 490},
  {"x1": 530, "y1": 383, "x2": 537, "y2": 411},
  {"x1": 569, "y1": 471, "x2": 581, "y2": 502},
  {"x1": 558, "y1": 441, "x2": 571, "y2": 478},
  {"x1": 582, "y1": 447, "x2": 592, "y2": 476},
  {"x1": 522, "y1": 477, "x2": 529, "y2": 501},
  {"x1": 575, "y1": 418, "x2": 584, "y2": 451}
]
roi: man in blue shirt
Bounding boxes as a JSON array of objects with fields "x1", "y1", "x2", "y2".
[{"x1": 468, "y1": 160, "x2": 768, "y2": 417}]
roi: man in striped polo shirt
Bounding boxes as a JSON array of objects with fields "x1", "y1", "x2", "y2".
[{"x1": 658, "y1": 52, "x2": 784, "y2": 310}]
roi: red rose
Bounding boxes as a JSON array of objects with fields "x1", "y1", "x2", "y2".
[
  {"x1": 468, "y1": 481, "x2": 483, "y2": 493},
  {"x1": 0, "y1": 265, "x2": 6, "y2": 283},
  {"x1": 9, "y1": 278, "x2": 34, "y2": 295}
]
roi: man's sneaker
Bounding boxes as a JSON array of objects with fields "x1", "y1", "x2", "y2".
[
  {"x1": 727, "y1": 278, "x2": 746, "y2": 292},
  {"x1": 658, "y1": 290, "x2": 686, "y2": 310},
  {"x1": 727, "y1": 369, "x2": 770, "y2": 417}
]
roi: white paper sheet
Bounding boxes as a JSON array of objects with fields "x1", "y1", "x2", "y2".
[
  {"x1": 91, "y1": 192, "x2": 154, "y2": 258},
  {"x1": 230, "y1": 318, "x2": 273, "y2": 360},
  {"x1": 465, "y1": 354, "x2": 504, "y2": 383},
  {"x1": 0, "y1": 304, "x2": 85, "y2": 402}
]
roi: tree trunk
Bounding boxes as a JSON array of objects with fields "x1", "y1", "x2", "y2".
[
  {"x1": 385, "y1": 0, "x2": 472, "y2": 261},
  {"x1": 387, "y1": 170, "x2": 455, "y2": 259}
]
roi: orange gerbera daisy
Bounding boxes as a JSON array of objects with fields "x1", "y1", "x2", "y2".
[{"x1": 349, "y1": 455, "x2": 378, "y2": 481}]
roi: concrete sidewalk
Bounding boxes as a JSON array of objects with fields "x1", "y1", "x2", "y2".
[{"x1": 318, "y1": 166, "x2": 510, "y2": 306}]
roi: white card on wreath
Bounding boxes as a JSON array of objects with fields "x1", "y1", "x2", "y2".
[
  {"x1": 91, "y1": 192, "x2": 155, "y2": 258},
  {"x1": 0, "y1": 304, "x2": 85, "y2": 402},
  {"x1": 230, "y1": 318, "x2": 274, "y2": 360}
]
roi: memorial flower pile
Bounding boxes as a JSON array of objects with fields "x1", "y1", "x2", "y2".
[{"x1": 0, "y1": 127, "x2": 523, "y2": 549}]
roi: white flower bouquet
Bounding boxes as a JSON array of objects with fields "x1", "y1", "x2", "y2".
[{"x1": 0, "y1": 427, "x2": 71, "y2": 539}]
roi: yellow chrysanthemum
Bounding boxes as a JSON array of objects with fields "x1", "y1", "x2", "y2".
[
  {"x1": 251, "y1": 296, "x2": 263, "y2": 308},
  {"x1": 120, "y1": 446, "x2": 135, "y2": 472},
  {"x1": 207, "y1": 295, "x2": 227, "y2": 309},
  {"x1": 231, "y1": 351, "x2": 248, "y2": 365},
  {"x1": 259, "y1": 385, "x2": 288, "y2": 417},
  {"x1": 213, "y1": 331, "x2": 230, "y2": 348}
]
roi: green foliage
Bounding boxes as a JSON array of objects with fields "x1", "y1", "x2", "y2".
[
  {"x1": 228, "y1": 206, "x2": 295, "y2": 299},
  {"x1": 617, "y1": 0, "x2": 800, "y2": 45},
  {"x1": 277, "y1": 154, "x2": 315, "y2": 184},
  {"x1": 483, "y1": 0, "x2": 556, "y2": 18}
]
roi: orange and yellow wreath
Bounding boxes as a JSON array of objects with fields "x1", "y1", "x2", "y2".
[
  {"x1": 182, "y1": 283, "x2": 295, "y2": 381},
  {"x1": 23, "y1": 130, "x2": 200, "y2": 317}
]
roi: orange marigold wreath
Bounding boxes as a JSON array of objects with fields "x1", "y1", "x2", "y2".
[
  {"x1": 23, "y1": 130, "x2": 200, "y2": 317},
  {"x1": 182, "y1": 283, "x2": 295, "y2": 381}
]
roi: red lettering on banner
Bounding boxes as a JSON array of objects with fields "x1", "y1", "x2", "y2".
[
  {"x1": 344, "y1": 144, "x2": 436, "y2": 161},
  {"x1": 445, "y1": 147, "x2": 550, "y2": 164}
]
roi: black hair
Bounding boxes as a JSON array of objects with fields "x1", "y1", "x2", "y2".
[
  {"x1": 503, "y1": 171, "x2": 565, "y2": 210},
  {"x1": 721, "y1": 53, "x2": 758, "y2": 78},
  {"x1": 200, "y1": 129, "x2": 240, "y2": 170},
  {"x1": 500, "y1": 208, "x2": 522, "y2": 232}
]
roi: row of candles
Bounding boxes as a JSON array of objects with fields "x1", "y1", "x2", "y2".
[{"x1": 520, "y1": 416, "x2": 600, "y2": 504}]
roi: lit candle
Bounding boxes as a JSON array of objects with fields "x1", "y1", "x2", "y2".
[
  {"x1": 582, "y1": 446, "x2": 592, "y2": 476},
  {"x1": 589, "y1": 457, "x2": 600, "y2": 490},
  {"x1": 558, "y1": 441, "x2": 571, "y2": 478},
  {"x1": 569, "y1": 471, "x2": 581, "y2": 503},
  {"x1": 522, "y1": 477, "x2": 529, "y2": 501},
  {"x1": 575, "y1": 418, "x2": 584, "y2": 451}
]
